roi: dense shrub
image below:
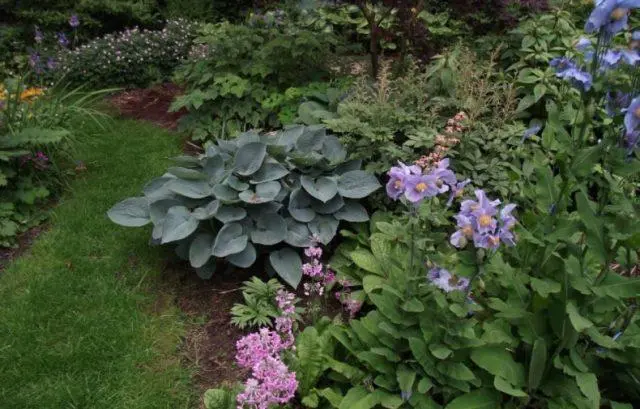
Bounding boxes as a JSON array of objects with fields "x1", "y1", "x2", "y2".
[
  {"x1": 51, "y1": 19, "x2": 199, "y2": 88},
  {"x1": 0, "y1": 77, "x2": 104, "y2": 246},
  {"x1": 171, "y1": 21, "x2": 338, "y2": 140}
]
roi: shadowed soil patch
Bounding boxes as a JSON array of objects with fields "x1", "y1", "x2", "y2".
[
  {"x1": 109, "y1": 83, "x2": 186, "y2": 130},
  {"x1": 0, "y1": 225, "x2": 48, "y2": 272}
]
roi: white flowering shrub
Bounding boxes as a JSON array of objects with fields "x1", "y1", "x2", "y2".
[{"x1": 52, "y1": 19, "x2": 199, "y2": 88}]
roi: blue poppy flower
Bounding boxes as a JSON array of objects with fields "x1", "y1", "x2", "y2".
[
  {"x1": 585, "y1": 0, "x2": 640, "y2": 34},
  {"x1": 576, "y1": 37, "x2": 595, "y2": 62},
  {"x1": 521, "y1": 121, "x2": 543, "y2": 142},
  {"x1": 624, "y1": 96, "x2": 640, "y2": 134},
  {"x1": 557, "y1": 67, "x2": 593, "y2": 91}
]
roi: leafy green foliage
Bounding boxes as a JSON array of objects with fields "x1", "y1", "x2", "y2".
[
  {"x1": 171, "y1": 21, "x2": 338, "y2": 141},
  {"x1": 203, "y1": 387, "x2": 238, "y2": 409},
  {"x1": 52, "y1": 20, "x2": 199, "y2": 88},
  {"x1": 231, "y1": 277, "x2": 283, "y2": 329},
  {"x1": 108, "y1": 125, "x2": 381, "y2": 287}
]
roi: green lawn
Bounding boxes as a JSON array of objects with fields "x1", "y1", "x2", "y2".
[{"x1": 0, "y1": 118, "x2": 196, "y2": 409}]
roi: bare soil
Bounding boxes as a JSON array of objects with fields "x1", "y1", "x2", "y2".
[{"x1": 108, "y1": 83, "x2": 187, "y2": 130}]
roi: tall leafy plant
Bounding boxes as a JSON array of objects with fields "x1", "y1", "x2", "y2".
[{"x1": 108, "y1": 125, "x2": 381, "y2": 287}]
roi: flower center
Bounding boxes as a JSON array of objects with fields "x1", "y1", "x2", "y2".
[
  {"x1": 611, "y1": 8, "x2": 628, "y2": 21},
  {"x1": 415, "y1": 182, "x2": 427, "y2": 192},
  {"x1": 462, "y1": 225, "x2": 474, "y2": 238},
  {"x1": 478, "y1": 214, "x2": 492, "y2": 227},
  {"x1": 634, "y1": 107, "x2": 640, "y2": 119},
  {"x1": 394, "y1": 180, "x2": 403, "y2": 189}
]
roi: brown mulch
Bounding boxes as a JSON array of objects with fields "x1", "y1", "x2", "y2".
[
  {"x1": 0, "y1": 225, "x2": 48, "y2": 272},
  {"x1": 108, "y1": 83, "x2": 187, "y2": 130}
]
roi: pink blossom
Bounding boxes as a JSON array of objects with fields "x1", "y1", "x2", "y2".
[
  {"x1": 302, "y1": 260, "x2": 323, "y2": 277},
  {"x1": 235, "y1": 328, "x2": 285, "y2": 369},
  {"x1": 304, "y1": 246, "x2": 323, "y2": 259}
]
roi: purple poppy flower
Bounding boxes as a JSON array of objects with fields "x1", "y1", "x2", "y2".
[
  {"x1": 404, "y1": 174, "x2": 438, "y2": 203},
  {"x1": 385, "y1": 162, "x2": 421, "y2": 200},
  {"x1": 499, "y1": 227, "x2": 517, "y2": 247},
  {"x1": 556, "y1": 67, "x2": 593, "y2": 91},
  {"x1": 473, "y1": 232, "x2": 502, "y2": 250},
  {"x1": 57, "y1": 32, "x2": 69, "y2": 47},
  {"x1": 69, "y1": 14, "x2": 80, "y2": 28},
  {"x1": 521, "y1": 122, "x2": 542, "y2": 142},
  {"x1": 46, "y1": 57, "x2": 57, "y2": 70},
  {"x1": 576, "y1": 37, "x2": 594, "y2": 62},
  {"x1": 606, "y1": 91, "x2": 632, "y2": 116},
  {"x1": 450, "y1": 214, "x2": 474, "y2": 248},
  {"x1": 446, "y1": 179, "x2": 471, "y2": 207},
  {"x1": 550, "y1": 57, "x2": 577, "y2": 73},
  {"x1": 621, "y1": 49, "x2": 640, "y2": 64},
  {"x1": 624, "y1": 96, "x2": 640, "y2": 134},
  {"x1": 34, "y1": 26, "x2": 43, "y2": 43},
  {"x1": 431, "y1": 158, "x2": 456, "y2": 193},
  {"x1": 625, "y1": 130, "x2": 640, "y2": 149},
  {"x1": 500, "y1": 203, "x2": 517, "y2": 229},
  {"x1": 427, "y1": 267, "x2": 469, "y2": 293},
  {"x1": 584, "y1": 0, "x2": 640, "y2": 35}
]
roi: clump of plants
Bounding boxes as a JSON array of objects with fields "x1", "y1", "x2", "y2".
[
  {"x1": 51, "y1": 19, "x2": 199, "y2": 88},
  {"x1": 108, "y1": 125, "x2": 381, "y2": 287},
  {"x1": 170, "y1": 21, "x2": 338, "y2": 140}
]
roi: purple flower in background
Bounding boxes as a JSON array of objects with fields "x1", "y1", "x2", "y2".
[
  {"x1": 606, "y1": 91, "x2": 632, "y2": 116},
  {"x1": 427, "y1": 267, "x2": 469, "y2": 293},
  {"x1": 550, "y1": 57, "x2": 577, "y2": 74},
  {"x1": 625, "y1": 130, "x2": 640, "y2": 150},
  {"x1": 584, "y1": 0, "x2": 640, "y2": 35},
  {"x1": 57, "y1": 32, "x2": 69, "y2": 47},
  {"x1": 624, "y1": 96, "x2": 640, "y2": 134},
  {"x1": 385, "y1": 162, "x2": 422, "y2": 200},
  {"x1": 450, "y1": 214, "x2": 474, "y2": 248},
  {"x1": 603, "y1": 48, "x2": 640, "y2": 68},
  {"x1": 46, "y1": 57, "x2": 57, "y2": 70},
  {"x1": 447, "y1": 179, "x2": 471, "y2": 207},
  {"x1": 556, "y1": 66, "x2": 593, "y2": 91},
  {"x1": 521, "y1": 122, "x2": 542, "y2": 142},
  {"x1": 69, "y1": 14, "x2": 80, "y2": 28},
  {"x1": 28, "y1": 52, "x2": 40, "y2": 68},
  {"x1": 404, "y1": 174, "x2": 438, "y2": 203},
  {"x1": 575, "y1": 37, "x2": 594, "y2": 62},
  {"x1": 34, "y1": 26, "x2": 43, "y2": 43},
  {"x1": 500, "y1": 204, "x2": 517, "y2": 230},
  {"x1": 432, "y1": 159, "x2": 457, "y2": 193}
]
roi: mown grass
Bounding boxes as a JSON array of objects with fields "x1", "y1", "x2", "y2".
[{"x1": 0, "y1": 117, "x2": 196, "y2": 409}]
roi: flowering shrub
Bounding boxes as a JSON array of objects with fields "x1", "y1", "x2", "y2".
[
  {"x1": 51, "y1": 19, "x2": 199, "y2": 88},
  {"x1": 296, "y1": 3, "x2": 640, "y2": 408}
]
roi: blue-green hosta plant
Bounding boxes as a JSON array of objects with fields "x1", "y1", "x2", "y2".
[{"x1": 107, "y1": 125, "x2": 381, "y2": 287}]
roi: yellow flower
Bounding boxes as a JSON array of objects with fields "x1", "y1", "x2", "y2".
[{"x1": 20, "y1": 87, "x2": 44, "y2": 102}]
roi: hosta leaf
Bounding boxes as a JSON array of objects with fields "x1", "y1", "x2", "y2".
[
  {"x1": 337, "y1": 170, "x2": 381, "y2": 199},
  {"x1": 167, "y1": 179, "x2": 211, "y2": 199},
  {"x1": 239, "y1": 181, "x2": 281, "y2": 204},
  {"x1": 167, "y1": 167, "x2": 208, "y2": 180},
  {"x1": 212, "y1": 223, "x2": 248, "y2": 257},
  {"x1": 234, "y1": 142, "x2": 267, "y2": 176},
  {"x1": 322, "y1": 135, "x2": 347, "y2": 164},
  {"x1": 108, "y1": 197, "x2": 150, "y2": 227},
  {"x1": 270, "y1": 248, "x2": 303, "y2": 288},
  {"x1": 189, "y1": 233, "x2": 215, "y2": 268},
  {"x1": 301, "y1": 175, "x2": 338, "y2": 203},
  {"x1": 311, "y1": 194, "x2": 344, "y2": 214},
  {"x1": 203, "y1": 155, "x2": 225, "y2": 182},
  {"x1": 193, "y1": 200, "x2": 220, "y2": 220},
  {"x1": 226, "y1": 174, "x2": 249, "y2": 191},
  {"x1": 215, "y1": 205, "x2": 247, "y2": 223},
  {"x1": 161, "y1": 206, "x2": 198, "y2": 244},
  {"x1": 227, "y1": 242, "x2": 257, "y2": 268},
  {"x1": 196, "y1": 259, "x2": 217, "y2": 280},
  {"x1": 251, "y1": 161, "x2": 289, "y2": 183},
  {"x1": 251, "y1": 214, "x2": 287, "y2": 245},
  {"x1": 143, "y1": 177, "x2": 175, "y2": 202},
  {"x1": 335, "y1": 201, "x2": 369, "y2": 222},
  {"x1": 212, "y1": 184, "x2": 239, "y2": 202},
  {"x1": 308, "y1": 215, "x2": 339, "y2": 245},
  {"x1": 289, "y1": 188, "x2": 316, "y2": 222},
  {"x1": 295, "y1": 126, "x2": 326, "y2": 153},
  {"x1": 284, "y1": 218, "x2": 314, "y2": 248}
]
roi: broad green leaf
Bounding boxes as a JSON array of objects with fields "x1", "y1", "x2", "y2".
[
  {"x1": 575, "y1": 190, "x2": 606, "y2": 263},
  {"x1": 444, "y1": 389, "x2": 499, "y2": 409},
  {"x1": 429, "y1": 344, "x2": 452, "y2": 359},
  {"x1": 167, "y1": 166, "x2": 208, "y2": 180},
  {"x1": 530, "y1": 277, "x2": 561, "y2": 298},
  {"x1": 593, "y1": 274, "x2": 640, "y2": 298},
  {"x1": 239, "y1": 181, "x2": 281, "y2": 204},
  {"x1": 311, "y1": 194, "x2": 345, "y2": 215},
  {"x1": 308, "y1": 215, "x2": 339, "y2": 245},
  {"x1": 108, "y1": 197, "x2": 150, "y2": 227},
  {"x1": 193, "y1": 200, "x2": 221, "y2": 221},
  {"x1": 203, "y1": 388, "x2": 231, "y2": 409},
  {"x1": 289, "y1": 188, "x2": 316, "y2": 223},
  {"x1": 214, "y1": 205, "x2": 247, "y2": 223},
  {"x1": 284, "y1": 218, "x2": 314, "y2": 247},
  {"x1": 350, "y1": 249, "x2": 383, "y2": 276},
  {"x1": 337, "y1": 386, "x2": 369, "y2": 409},
  {"x1": 270, "y1": 248, "x2": 303, "y2": 288},
  {"x1": 575, "y1": 372, "x2": 600, "y2": 409},
  {"x1": 566, "y1": 302, "x2": 593, "y2": 332},
  {"x1": 161, "y1": 206, "x2": 198, "y2": 244},
  {"x1": 470, "y1": 346, "x2": 525, "y2": 386},
  {"x1": 397, "y1": 365, "x2": 416, "y2": 396},
  {"x1": 494, "y1": 376, "x2": 528, "y2": 397},
  {"x1": 168, "y1": 179, "x2": 211, "y2": 199},
  {"x1": 337, "y1": 170, "x2": 381, "y2": 199},
  {"x1": 212, "y1": 223, "x2": 248, "y2": 257},
  {"x1": 571, "y1": 146, "x2": 601, "y2": 178},
  {"x1": 438, "y1": 361, "x2": 476, "y2": 381},
  {"x1": 417, "y1": 377, "x2": 433, "y2": 394},
  {"x1": 610, "y1": 402, "x2": 633, "y2": 409},
  {"x1": 402, "y1": 298, "x2": 424, "y2": 312},
  {"x1": 250, "y1": 161, "x2": 289, "y2": 183},
  {"x1": 528, "y1": 338, "x2": 547, "y2": 391},
  {"x1": 234, "y1": 142, "x2": 267, "y2": 176}
]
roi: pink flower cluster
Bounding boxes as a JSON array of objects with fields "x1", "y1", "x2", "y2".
[
  {"x1": 236, "y1": 290, "x2": 299, "y2": 409},
  {"x1": 334, "y1": 279, "x2": 362, "y2": 319},
  {"x1": 302, "y1": 245, "x2": 335, "y2": 296},
  {"x1": 20, "y1": 151, "x2": 50, "y2": 170}
]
